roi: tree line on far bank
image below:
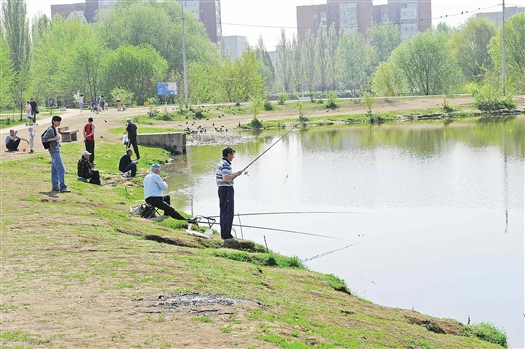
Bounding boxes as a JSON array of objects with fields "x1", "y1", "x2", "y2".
[{"x1": 1, "y1": 0, "x2": 524, "y2": 115}]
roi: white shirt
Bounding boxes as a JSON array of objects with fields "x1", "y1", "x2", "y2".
[{"x1": 143, "y1": 171, "x2": 168, "y2": 199}]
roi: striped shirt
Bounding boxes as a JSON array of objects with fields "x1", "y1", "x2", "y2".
[{"x1": 216, "y1": 158, "x2": 234, "y2": 187}]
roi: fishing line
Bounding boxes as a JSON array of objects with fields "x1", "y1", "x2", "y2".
[
  {"x1": 302, "y1": 240, "x2": 366, "y2": 262},
  {"x1": 208, "y1": 222, "x2": 351, "y2": 241},
  {"x1": 206, "y1": 211, "x2": 364, "y2": 218}
]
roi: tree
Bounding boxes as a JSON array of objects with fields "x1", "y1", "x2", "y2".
[
  {"x1": 391, "y1": 31, "x2": 461, "y2": 95},
  {"x1": 104, "y1": 44, "x2": 168, "y2": 105},
  {"x1": 219, "y1": 50, "x2": 266, "y2": 103},
  {"x1": 315, "y1": 27, "x2": 328, "y2": 91},
  {"x1": 368, "y1": 21, "x2": 403, "y2": 68},
  {"x1": 275, "y1": 29, "x2": 291, "y2": 92},
  {"x1": 372, "y1": 62, "x2": 407, "y2": 97},
  {"x1": 301, "y1": 29, "x2": 316, "y2": 92},
  {"x1": 0, "y1": 36, "x2": 14, "y2": 108},
  {"x1": 326, "y1": 24, "x2": 339, "y2": 90},
  {"x1": 338, "y1": 31, "x2": 373, "y2": 92},
  {"x1": 289, "y1": 34, "x2": 303, "y2": 92},
  {"x1": 255, "y1": 36, "x2": 275, "y2": 90},
  {"x1": 2, "y1": 0, "x2": 31, "y2": 114},
  {"x1": 188, "y1": 61, "x2": 220, "y2": 104},
  {"x1": 488, "y1": 13, "x2": 525, "y2": 92},
  {"x1": 450, "y1": 17, "x2": 496, "y2": 83}
]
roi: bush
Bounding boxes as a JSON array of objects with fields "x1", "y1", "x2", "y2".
[
  {"x1": 248, "y1": 117, "x2": 263, "y2": 129},
  {"x1": 326, "y1": 91, "x2": 339, "y2": 109},
  {"x1": 470, "y1": 322, "x2": 507, "y2": 347},
  {"x1": 473, "y1": 85, "x2": 515, "y2": 111},
  {"x1": 277, "y1": 94, "x2": 288, "y2": 105},
  {"x1": 264, "y1": 100, "x2": 273, "y2": 111}
]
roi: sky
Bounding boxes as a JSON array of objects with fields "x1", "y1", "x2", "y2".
[{"x1": 24, "y1": 0, "x2": 512, "y2": 50}]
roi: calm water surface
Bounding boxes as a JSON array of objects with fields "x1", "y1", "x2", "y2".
[{"x1": 165, "y1": 116, "x2": 524, "y2": 348}]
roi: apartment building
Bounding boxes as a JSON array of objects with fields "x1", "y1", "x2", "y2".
[
  {"x1": 51, "y1": 0, "x2": 222, "y2": 43},
  {"x1": 475, "y1": 6, "x2": 525, "y2": 26},
  {"x1": 222, "y1": 35, "x2": 247, "y2": 61},
  {"x1": 297, "y1": 0, "x2": 431, "y2": 42}
]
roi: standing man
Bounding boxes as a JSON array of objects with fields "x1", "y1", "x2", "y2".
[
  {"x1": 83, "y1": 117, "x2": 95, "y2": 164},
  {"x1": 29, "y1": 98, "x2": 38, "y2": 124},
  {"x1": 144, "y1": 164, "x2": 197, "y2": 223},
  {"x1": 116, "y1": 92, "x2": 121, "y2": 111},
  {"x1": 78, "y1": 94, "x2": 84, "y2": 112},
  {"x1": 124, "y1": 118, "x2": 140, "y2": 159},
  {"x1": 216, "y1": 147, "x2": 243, "y2": 240},
  {"x1": 42, "y1": 116, "x2": 70, "y2": 192},
  {"x1": 119, "y1": 148, "x2": 138, "y2": 177}
]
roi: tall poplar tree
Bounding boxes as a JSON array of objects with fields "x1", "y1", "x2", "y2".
[
  {"x1": 315, "y1": 27, "x2": 328, "y2": 91},
  {"x1": 275, "y1": 29, "x2": 291, "y2": 92},
  {"x1": 2, "y1": 0, "x2": 31, "y2": 114}
]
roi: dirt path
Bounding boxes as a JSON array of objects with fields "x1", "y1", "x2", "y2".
[{"x1": 1, "y1": 95, "x2": 523, "y2": 163}]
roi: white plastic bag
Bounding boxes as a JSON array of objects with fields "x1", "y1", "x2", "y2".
[{"x1": 122, "y1": 135, "x2": 128, "y2": 145}]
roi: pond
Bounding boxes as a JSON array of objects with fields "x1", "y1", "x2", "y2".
[{"x1": 164, "y1": 115, "x2": 524, "y2": 348}]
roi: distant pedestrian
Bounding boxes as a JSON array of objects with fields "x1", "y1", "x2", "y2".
[
  {"x1": 29, "y1": 98, "x2": 38, "y2": 124},
  {"x1": 119, "y1": 148, "x2": 138, "y2": 177},
  {"x1": 124, "y1": 118, "x2": 140, "y2": 160},
  {"x1": 25, "y1": 101, "x2": 32, "y2": 121},
  {"x1": 41, "y1": 116, "x2": 69, "y2": 192},
  {"x1": 216, "y1": 147, "x2": 243, "y2": 239},
  {"x1": 116, "y1": 92, "x2": 121, "y2": 111},
  {"x1": 83, "y1": 117, "x2": 95, "y2": 163},
  {"x1": 78, "y1": 94, "x2": 84, "y2": 112}
]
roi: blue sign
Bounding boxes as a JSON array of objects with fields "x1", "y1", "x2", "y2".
[{"x1": 157, "y1": 82, "x2": 177, "y2": 96}]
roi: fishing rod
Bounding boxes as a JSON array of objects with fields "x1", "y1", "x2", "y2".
[
  {"x1": 302, "y1": 240, "x2": 366, "y2": 262},
  {"x1": 208, "y1": 222, "x2": 351, "y2": 241},
  {"x1": 241, "y1": 125, "x2": 296, "y2": 173},
  {"x1": 206, "y1": 211, "x2": 364, "y2": 218}
]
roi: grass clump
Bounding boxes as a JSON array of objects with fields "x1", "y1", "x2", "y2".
[
  {"x1": 212, "y1": 251, "x2": 305, "y2": 269},
  {"x1": 466, "y1": 322, "x2": 507, "y2": 347}
]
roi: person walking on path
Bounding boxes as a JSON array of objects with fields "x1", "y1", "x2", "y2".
[
  {"x1": 215, "y1": 147, "x2": 243, "y2": 239},
  {"x1": 119, "y1": 148, "x2": 138, "y2": 177},
  {"x1": 29, "y1": 98, "x2": 38, "y2": 124},
  {"x1": 124, "y1": 118, "x2": 140, "y2": 160},
  {"x1": 144, "y1": 164, "x2": 197, "y2": 223},
  {"x1": 83, "y1": 117, "x2": 95, "y2": 164},
  {"x1": 42, "y1": 116, "x2": 70, "y2": 192}
]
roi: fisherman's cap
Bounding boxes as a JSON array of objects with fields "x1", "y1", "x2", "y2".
[
  {"x1": 222, "y1": 146, "x2": 235, "y2": 157},
  {"x1": 150, "y1": 164, "x2": 161, "y2": 169},
  {"x1": 81, "y1": 150, "x2": 91, "y2": 156}
]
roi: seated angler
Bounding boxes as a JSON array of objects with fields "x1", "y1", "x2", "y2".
[
  {"x1": 77, "y1": 150, "x2": 101, "y2": 185},
  {"x1": 143, "y1": 164, "x2": 197, "y2": 224},
  {"x1": 119, "y1": 148, "x2": 137, "y2": 177},
  {"x1": 5, "y1": 130, "x2": 28, "y2": 152}
]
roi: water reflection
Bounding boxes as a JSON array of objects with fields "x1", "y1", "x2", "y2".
[{"x1": 165, "y1": 115, "x2": 524, "y2": 348}]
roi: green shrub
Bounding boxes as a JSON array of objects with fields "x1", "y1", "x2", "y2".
[
  {"x1": 473, "y1": 85, "x2": 515, "y2": 111},
  {"x1": 277, "y1": 94, "x2": 288, "y2": 105},
  {"x1": 470, "y1": 322, "x2": 507, "y2": 347},
  {"x1": 264, "y1": 100, "x2": 273, "y2": 111},
  {"x1": 248, "y1": 117, "x2": 263, "y2": 129},
  {"x1": 326, "y1": 91, "x2": 339, "y2": 109}
]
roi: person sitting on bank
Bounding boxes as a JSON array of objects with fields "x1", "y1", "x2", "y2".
[
  {"x1": 77, "y1": 150, "x2": 101, "y2": 185},
  {"x1": 144, "y1": 164, "x2": 197, "y2": 224},
  {"x1": 119, "y1": 148, "x2": 137, "y2": 177},
  {"x1": 5, "y1": 130, "x2": 28, "y2": 151}
]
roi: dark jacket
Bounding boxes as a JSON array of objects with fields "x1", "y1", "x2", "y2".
[{"x1": 119, "y1": 153, "x2": 132, "y2": 172}]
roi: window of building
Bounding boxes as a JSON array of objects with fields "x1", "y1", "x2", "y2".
[{"x1": 314, "y1": 14, "x2": 318, "y2": 19}]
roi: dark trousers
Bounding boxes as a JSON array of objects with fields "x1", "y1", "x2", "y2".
[
  {"x1": 6, "y1": 139, "x2": 20, "y2": 151},
  {"x1": 84, "y1": 139, "x2": 95, "y2": 163},
  {"x1": 127, "y1": 137, "x2": 140, "y2": 159},
  {"x1": 146, "y1": 196, "x2": 186, "y2": 220},
  {"x1": 86, "y1": 170, "x2": 100, "y2": 185},
  {"x1": 122, "y1": 163, "x2": 136, "y2": 177},
  {"x1": 31, "y1": 109, "x2": 37, "y2": 123},
  {"x1": 218, "y1": 186, "x2": 235, "y2": 239}
]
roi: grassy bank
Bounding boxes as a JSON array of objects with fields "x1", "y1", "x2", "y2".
[{"x1": 0, "y1": 122, "x2": 509, "y2": 348}]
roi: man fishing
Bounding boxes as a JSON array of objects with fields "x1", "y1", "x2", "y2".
[{"x1": 216, "y1": 147, "x2": 243, "y2": 240}]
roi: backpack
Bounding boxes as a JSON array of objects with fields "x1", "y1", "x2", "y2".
[
  {"x1": 41, "y1": 127, "x2": 56, "y2": 150},
  {"x1": 140, "y1": 204, "x2": 158, "y2": 219}
]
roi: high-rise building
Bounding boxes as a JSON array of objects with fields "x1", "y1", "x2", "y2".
[
  {"x1": 178, "y1": 0, "x2": 222, "y2": 43},
  {"x1": 386, "y1": 0, "x2": 431, "y2": 38},
  {"x1": 51, "y1": 0, "x2": 222, "y2": 43},
  {"x1": 475, "y1": 6, "x2": 525, "y2": 26},
  {"x1": 326, "y1": 0, "x2": 373, "y2": 36},
  {"x1": 296, "y1": 4, "x2": 328, "y2": 42},
  {"x1": 222, "y1": 35, "x2": 247, "y2": 61}
]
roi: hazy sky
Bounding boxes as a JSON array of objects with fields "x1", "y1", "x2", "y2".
[{"x1": 24, "y1": 0, "x2": 509, "y2": 49}]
